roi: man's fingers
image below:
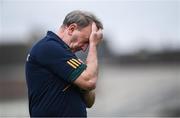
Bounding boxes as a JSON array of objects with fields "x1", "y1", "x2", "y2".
[
  {"x1": 97, "y1": 29, "x2": 103, "y2": 39},
  {"x1": 90, "y1": 23, "x2": 103, "y2": 45},
  {"x1": 92, "y1": 22, "x2": 98, "y2": 32}
]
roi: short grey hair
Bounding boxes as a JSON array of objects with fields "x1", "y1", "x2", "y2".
[{"x1": 62, "y1": 10, "x2": 103, "y2": 30}]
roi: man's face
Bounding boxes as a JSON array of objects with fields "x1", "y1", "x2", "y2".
[{"x1": 69, "y1": 24, "x2": 92, "y2": 52}]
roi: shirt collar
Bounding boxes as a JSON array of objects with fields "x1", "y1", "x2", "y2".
[{"x1": 46, "y1": 31, "x2": 70, "y2": 50}]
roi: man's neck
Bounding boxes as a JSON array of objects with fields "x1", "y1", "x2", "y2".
[{"x1": 57, "y1": 29, "x2": 71, "y2": 47}]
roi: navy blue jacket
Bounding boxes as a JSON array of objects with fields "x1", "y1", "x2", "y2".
[{"x1": 25, "y1": 31, "x2": 87, "y2": 117}]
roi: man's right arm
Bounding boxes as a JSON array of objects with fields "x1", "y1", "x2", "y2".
[
  {"x1": 74, "y1": 42, "x2": 98, "y2": 91},
  {"x1": 73, "y1": 23, "x2": 103, "y2": 91}
]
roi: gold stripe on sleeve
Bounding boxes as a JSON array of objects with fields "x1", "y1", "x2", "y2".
[
  {"x1": 67, "y1": 61, "x2": 77, "y2": 69},
  {"x1": 72, "y1": 58, "x2": 81, "y2": 65},
  {"x1": 70, "y1": 59, "x2": 79, "y2": 67}
]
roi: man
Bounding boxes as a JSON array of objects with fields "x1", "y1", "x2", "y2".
[{"x1": 25, "y1": 10, "x2": 103, "y2": 117}]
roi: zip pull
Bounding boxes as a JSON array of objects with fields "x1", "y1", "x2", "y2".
[{"x1": 62, "y1": 84, "x2": 71, "y2": 92}]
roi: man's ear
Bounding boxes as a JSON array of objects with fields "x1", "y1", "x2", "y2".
[{"x1": 67, "y1": 23, "x2": 78, "y2": 36}]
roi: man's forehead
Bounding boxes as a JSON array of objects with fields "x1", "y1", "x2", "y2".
[
  {"x1": 81, "y1": 24, "x2": 92, "y2": 32},
  {"x1": 81, "y1": 25, "x2": 92, "y2": 37}
]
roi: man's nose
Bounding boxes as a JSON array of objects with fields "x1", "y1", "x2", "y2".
[{"x1": 82, "y1": 44, "x2": 89, "y2": 52}]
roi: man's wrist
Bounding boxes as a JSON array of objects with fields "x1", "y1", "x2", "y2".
[{"x1": 89, "y1": 42, "x2": 97, "y2": 47}]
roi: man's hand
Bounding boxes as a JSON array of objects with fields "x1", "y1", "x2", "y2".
[
  {"x1": 83, "y1": 90, "x2": 95, "y2": 108},
  {"x1": 89, "y1": 22, "x2": 103, "y2": 46}
]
